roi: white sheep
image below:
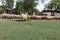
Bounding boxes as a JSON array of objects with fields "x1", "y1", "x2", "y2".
[
  {"x1": 1, "y1": 13, "x2": 8, "y2": 18},
  {"x1": 55, "y1": 16, "x2": 60, "y2": 19},
  {"x1": 7, "y1": 14, "x2": 20, "y2": 19},
  {"x1": 27, "y1": 15, "x2": 31, "y2": 20},
  {"x1": 45, "y1": 16, "x2": 55, "y2": 19},
  {"x1": 34, "y1": 15, "x2": 43, "y2": 19},
  {"x1": 11, "y1": 14, "x2": 15, "y2": 18},
  {"x1": 1, "y1": 14, "x2": 15, "y2": 19},
  {"x1": 7, "y1": 14, "x2": 12, "y2": 19},
  {"x1": 14, "y1": 15, "x2": 20, "y2": 18},
  {"x1": 21, "y1": 13, "x2": 28, "y2": 21}
]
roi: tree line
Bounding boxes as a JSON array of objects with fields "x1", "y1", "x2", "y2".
[
  {"x1": 0, "y1": 0, "x2": 60, "y2": 15},
  {"x1": 47, "y1": 0, "x2": 60, "y2": 10},
  {"x1": 0, "y1": 0, "x2": 39, "y2": 15}
]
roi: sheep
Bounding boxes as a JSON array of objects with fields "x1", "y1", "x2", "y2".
[
  {"x1": 1, "y1": 13, "x2": 8, "y2": 18},
  {"x1": 14, "y1": 15, "x2": 20, "y2": 18},
  {"x1": 1, "y1": 13, "x2": 15, "y2": 19},
  {"x1": 7, "y1": 14, "x2": 20, "y2": 19},
  {"x1": 11, "y1": 14, "x2": 15, "y2": 18},
  {"x1": 3, "y1": 14, "x2": 13, "y2": 19},
  {"x1": 55, "y1": 16, "x2": 60, "y2": 19},
  {"x1": 45, "y1": 16, "x2": 55, "y2": 20},
  {"x1": 33, "y1": 15, "x2": 43, "y2": 19},
  {"x1": 7, "y1": 14, "x2": 12, "y2": 19},
  {"x1": 27, "y1": 15, "x2": 31, "y2": 20},
  {"x1": 20, "y1": 13, "x2": 28, "y2": 21}
]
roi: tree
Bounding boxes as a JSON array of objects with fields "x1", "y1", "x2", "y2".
[
  {"x1": 0, "y1": 0, "x2": 6, "y2": 10},
  {"x1": 5, "y1": 0, "x2": 14, "y2": 9},
  {"x1": 45, "y1": 0, "x2": 60, "y2": 16},
  {"x1": 23, "y1": 0, "x2": 38, "y2": 15},
  {"x1": 46, "y1": 0, "x2": 60, "y2": 9},
  {"x1": 41, "y1": 0, "x2": 46, "y2": 3},
  {"x1": 1, "y1": 0, "x2": 14, "y2": 9},
  {"x1": 14, "y1": 1, "x2": 24, "y2": 14},
  {"x1": 14, "y1": 0, "x2": 38, "y2": 15},
  {"x1": 0, "y1": 6, "x2": 4, "y2": 13}
]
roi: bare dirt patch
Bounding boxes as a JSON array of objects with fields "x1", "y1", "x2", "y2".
[{"x1": 0, "y1": 18, "x2": 60, "y2": 22}]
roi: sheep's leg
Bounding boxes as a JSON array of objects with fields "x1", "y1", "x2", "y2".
[
  {"x1": 23, "y1": 18, "x2": 26, "y2": 21},
  {"x1": 28, "y1": 18, "x2": 30, "y2": 21},
  {"x1": 6, "y1": 16, "x2": 7, "y2": 19},
  {"x1": 10, "y1": 16, "x2": 12, "y2": 19},
  {"x1": 24, "y1": 18, "x2": 27, "y2": 21},
  {"x1": 24, "y1": 19, "x2": 26, "y2": 21},
  {"x1": 22, "y1": 18, "x2": 24, "y2": 21},
  {"x1": 21, "y1": 18, "x2": 24, "y2": 21},
  {"x1": 40, "y1": 18, "x2": 41, "y2": 20},
  {"x1": 26, "y1": 18, "x2": 27, "y2": 21}
]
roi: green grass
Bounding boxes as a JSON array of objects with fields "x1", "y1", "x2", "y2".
[{"x1": 0, "y1": 21, "x2": 60, "y2": 40}]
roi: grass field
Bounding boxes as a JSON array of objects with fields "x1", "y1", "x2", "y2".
[{"x1": 0, "y1": 20, "x2": 60, "y2": 40}]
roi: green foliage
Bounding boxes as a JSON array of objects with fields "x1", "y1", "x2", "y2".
[
  {"x1": 14, "y1": 0, "x2": 38, "y2": 14},
  {"x1": 47, "y1": 0, "x2": 60, "y2": 9},
  {"x1": 14, "y1": 1, "x2": 24, "y2": 14},
  {"x1": 0, "y1": 6, "x2": 4, "y2": 11},
  {"x1": 0, "y1": 6, "x2": 4, "y2": 13},
  {"x1": 23, "y1": 0, "x2": 38, "y2": 14},
  {"x1": 5, "y1": 0, "x2": 14, "y2": 9},
  {"x1": 0, "y1": 0, "x2": 14, "y2": 9}
]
